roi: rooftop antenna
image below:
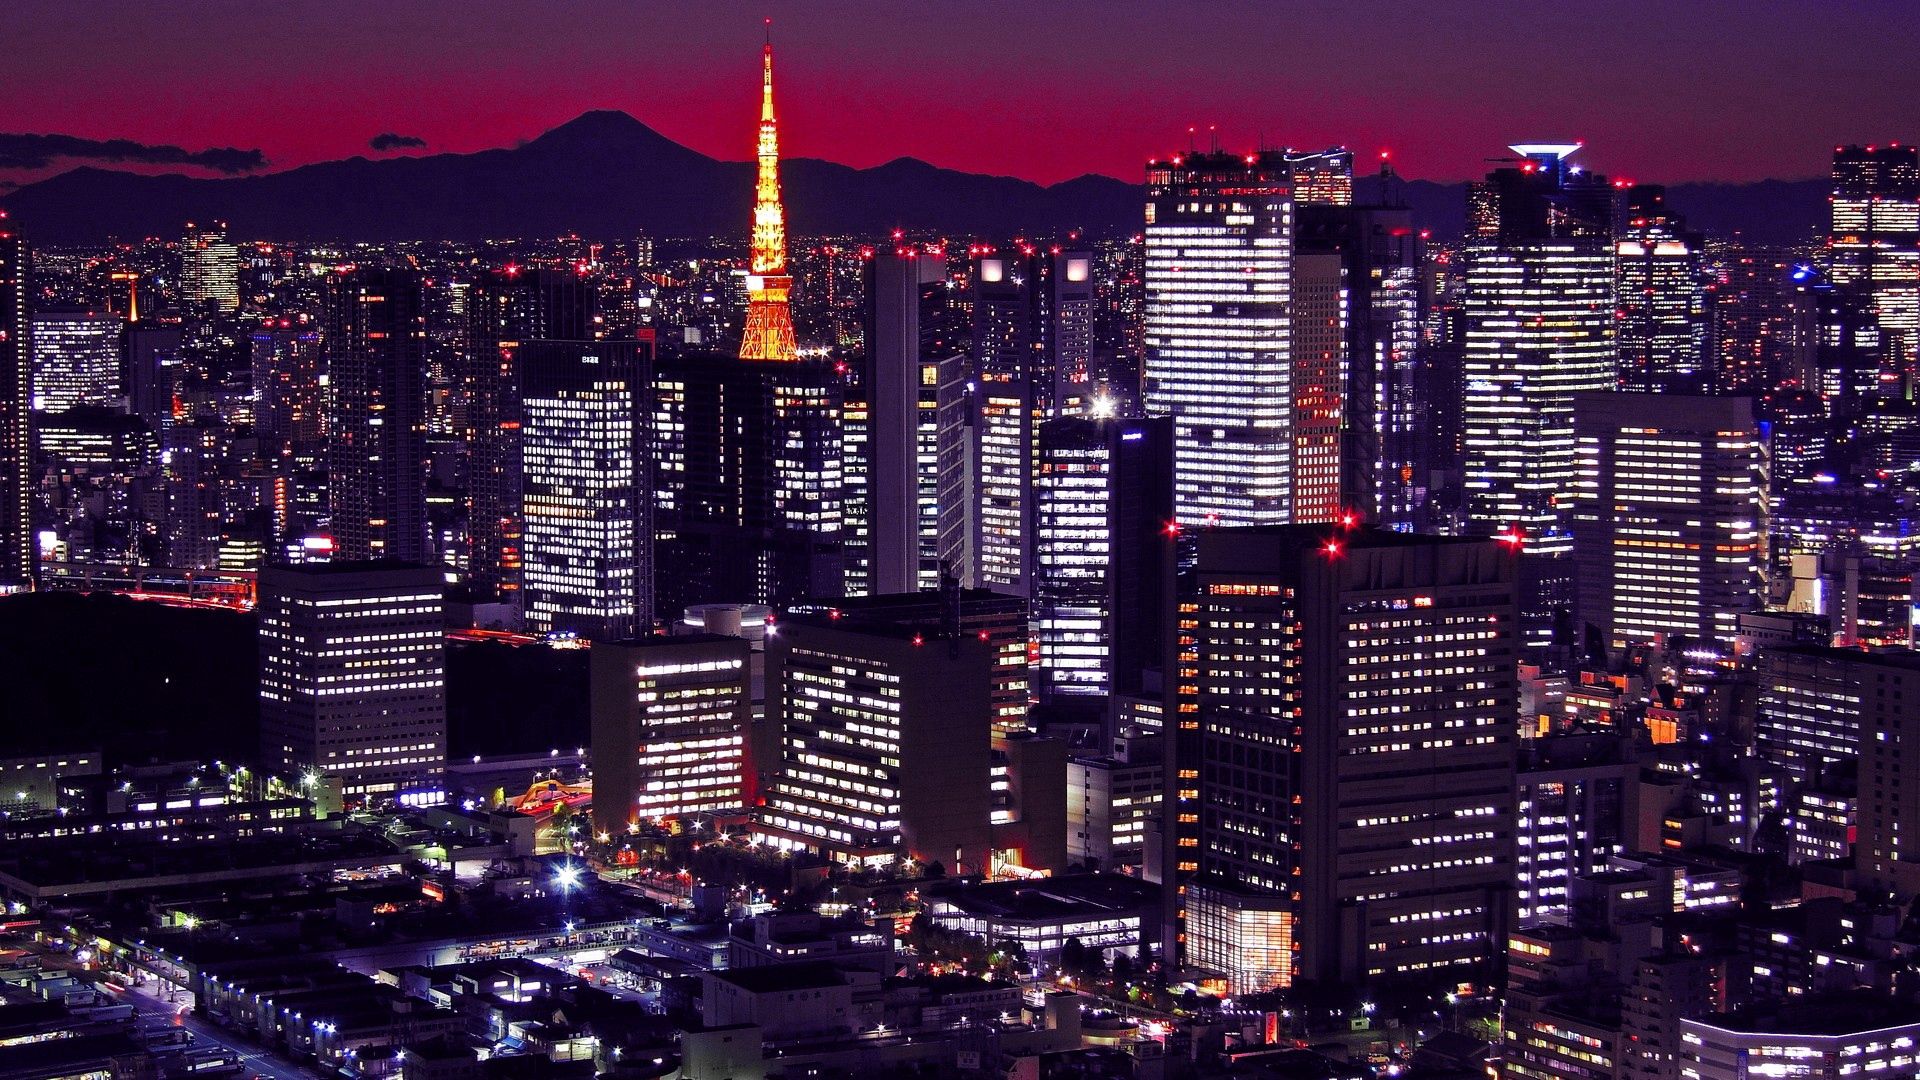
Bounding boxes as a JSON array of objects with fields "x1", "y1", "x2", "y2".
[
  {"x1": 1209, "y1": 124, "x2": 1219, "y2": 154},
  {"x1": 764, "y1": 15, "x2": 771, "y2": 44},
  {"x1": 1187, "y1": 126, "x2": 1197, "y2": 153}
]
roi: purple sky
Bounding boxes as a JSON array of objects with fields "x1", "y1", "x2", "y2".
[{"x1": 6, "y1": 0, "x2": 1916, "y2": 187}]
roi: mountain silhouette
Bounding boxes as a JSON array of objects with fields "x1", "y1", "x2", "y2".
[{"x1": 0, "y1": 111, "x2": 1829, "y2": 245}]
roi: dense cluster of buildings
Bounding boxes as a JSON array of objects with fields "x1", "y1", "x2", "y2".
[{"x1": 2, "y1": 32, "x2": 1920, "y2": 1080}]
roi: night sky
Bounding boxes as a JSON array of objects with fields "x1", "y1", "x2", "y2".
[{"x1": 7, "y1": 0, "x2": 1918, "y2": 189}]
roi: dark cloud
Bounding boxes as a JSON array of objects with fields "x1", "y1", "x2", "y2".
[
  {"x1": 369, "y1": 133, "x2": 427, "y2": 152},
  {"x1": 0, "y1": 133, "x2": 265, "y2": 173}
]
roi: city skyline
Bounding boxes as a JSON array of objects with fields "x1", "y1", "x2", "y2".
[{"x1": 5, "y1": 1, "x2": 1919, "y2": 191}]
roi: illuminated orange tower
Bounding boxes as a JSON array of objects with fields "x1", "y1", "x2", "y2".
[{"x1": 738, "y1": 23, "x2": 799, "y2": 362}]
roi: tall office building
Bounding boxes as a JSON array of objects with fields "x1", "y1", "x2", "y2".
[
  {"x1": 1570, "y1": 393, "x2": 1765, "y2": 657},
  {"x1": 738, "y1": 36, "x2": 799, "y2": 363},
  {"x1": 1709, "y1": 247, "x2": 1799, "y2": 394},
  {"x1": 126, "y1": 324, "x2": 185, "y2": 433},
  {"x1": 29, "y1": 309, "x2": 122, "y2": 414},
  {"x1": 258, "y1": 562, "x2": 447, "y2": 806},
  {"x1": 518, "y1": 337, "x2": 653, "y2": 638},
  {"x1": 1033, "y1": 415, "x2": 1174, "y2": 705},
  {"x1": 1462, "y1": 144, "x2": 1617, "y2": 652},
  {"x1": 970, "y1": 244, "x2": 1095, "y2": 595},
  {"x1": 180, "y1": 221, "x2": 240, "y2": 314},
  {"x1": 590, "y1": 634, "x2": 751, "y2": 828},
  {"x1": 252, "y1": 323, "x2": 324, "y2": 463},
  {"x1": 754, "y1": 614, "x2": 995, "y2": 872},
  {"x1": 652, "y1": 352, "x2": 845, "y2": 614},
  {"x1": 325, "y1": 267, "x2": 427, "y2": 564},
  {"x1": 1829, "y1": 144, "x2": 1919, "y2": 378},
  {"x1": 1614, "y1": 185, "x2": 1706, "y2": 392},
  {"x1": 1285, "y1": 147, "x2": 1355, "y2": 207},
  {"x1": 1181, "y1": 527, "x2": 1518, "y2": 991},
  {"x1": 1144, "y1": 150, "x2": 1295, "y2": 525},
  {"x1": 1289, "y1": 246, "x2": 1347, "y2": 522},
  {"x1": 1296, "y1": 178, "x2": 1426, "y2": 526},
  {"x1": 463, "y1": 266, "x2": 599, "y2": 604},
  {"x1": 0, "y1": 218, "x2": 26, "y2": 587},
  {"x1": 864, "y1": 247, "x2": 967, "y2": 594}
]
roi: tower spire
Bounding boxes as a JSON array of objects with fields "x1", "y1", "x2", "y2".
[{"x1": 739, "y1": 22, "x2": 798, "y2": 362}]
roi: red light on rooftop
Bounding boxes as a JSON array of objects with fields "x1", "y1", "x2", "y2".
[
  {"x1": 1163, "y1": 521, "x2": 1182, "y2": 538},
  {"x1": 1338, "y1": 511, "x2": 1358, "y2": 528},
  {"x1": 891, "y1": 228, "x2": 904, "y2": 240},
  {"x1": 1323, "y1": 540, "x2": 1342, "y2": 557},
  {"x1": 978, "y1": 630, "x2": 991, "y2": 642},
  {"x1": 912, "y1": 633, "x2": 925, "y2": 647}
]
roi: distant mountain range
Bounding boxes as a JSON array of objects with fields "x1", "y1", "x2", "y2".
[{"x1": 0, "y1": 111, "x2": 1832, "y2": 245}]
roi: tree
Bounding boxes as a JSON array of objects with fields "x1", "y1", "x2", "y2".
[{"x1": 923, "y1": 860, "x2": 946, "y2": 879}]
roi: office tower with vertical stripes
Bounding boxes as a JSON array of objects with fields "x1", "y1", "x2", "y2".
[
  {"x1": 1829, "y1": 144, "x2": 1919, "y2": 381},
  {"x1": 0, "y1": 217, "x2": 26, "y2": 587}
]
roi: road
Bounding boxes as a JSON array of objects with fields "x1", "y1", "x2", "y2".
[{"x1": 119, "y1": 978, "x2": 325, "y2": 1080}]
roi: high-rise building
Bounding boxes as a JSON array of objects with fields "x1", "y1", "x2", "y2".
[
  {"x1": 1180, "y1": 526, "x2": 1518, "y2": 991},
  {"x1": 180, "y1": 221, "x2": 240, "y2": 314},
  {"x1": 1288, "y1": 246, "x2": 1347, "y2": 522},
  {"x1": 1709, "y1": 247, "x2": 1799, "y2": 395},
  {"x1": 463, "y1": 266, "x2": 599, "y2": 604},
  {"x1": 325, "y1": 267, "x2": 427, "y2": 564},
  {"x1": 0, "y1": 218, "x2": 29, "y2": 587},
  {"x1": 1462, "y1": 143, "x2": 1617, "y2": 652},
  {"x1": 969, "y1": 244, "x2": 1095, "y2": 595},
  {"x1": 1614, "y1": 185, "x2": 1706, "y2": 392},
  {"x1": 1570, "y1": 392, "x2": 1765, "y2": 657},
  {"x1": 652, "y1": 352, "x2": 845, "y2": 614},
  {"x1": 1829, "y1": 144, "x2": 1919, "y2": 377},
  {"x1": 125, "y1": 324, "x2": 185, "y2": 434},
  {"x1": 1033, "y1": 414, "x2": 1174, "y2": 705},
  {"x1": 738, "y1": 36, "x2": 798, "y2": 363},
  {"x1": 29, "y1": 309, "x2": 122, "y2": 414},
  {"x1": 518, "y1": 337, "x2": 653, "y2": 638},
  {"x1": 590, "y1": 634, "x2": 751, "y2": 828},
  {"x1": 1514, "y1": 733, "x2": 1636, "y2": 927},
  {"x1": 1285, "y1": 147, "x2": 1355, "y2": 207},
  {"x1": 1144, "y1": 150, "x2": 1294, "y2": 525},
  {"x1": 258, "y1": 562, "x2": 447, "y2": 806},
  {"x1": 754, "y1": 614, "x2": 995, "y2": 872},
  {"x1": 1295, "y1": 178, "x2": 1426, "y2": 526},
  {"x1": 864, "y1": 247, "x2": 967, "y2": 594},
  {"x1": 252, "y1": 323, "x2": 323, "y2": 463}
]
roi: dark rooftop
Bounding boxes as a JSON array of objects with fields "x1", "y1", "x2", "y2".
[{"x1": 711, "y1": 961, "x2": 846, "y2": 994}]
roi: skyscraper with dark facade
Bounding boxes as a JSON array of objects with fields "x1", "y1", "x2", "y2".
[
  {"x1": 1033, "y1": 414, "x2": 1174, "y2": 706},
  {"x1": 463, "y1": 267, "x2": 598, "y2": 604},
  {"x1": 1614, "y1": 184, "x2": 1706, "y2": 392},
  {"x1": 1179, "y1": 526, "x2": 1518, "y2": 992},
  {"x1": 1295, "y1": 171, "x2": 1427, "y2": 525},
  {"x1": 325, "y1": 267, "x2": 428, "y2": 564},
  {"x1": 969, "y1": 244, "x2": 1095, "y2": 596},
  {"x1": 0, "y1": 216, "x2": 27, "y2": 587},
  {"x1": 518, "y1": 336, "x2": 653, "y2": 639},
  {"x1": 1829, "y1": 144, "x2": 1919, "y2": 380},
  {"x1": 652, "y1": 352, "x2": 845, "y2": 615}
]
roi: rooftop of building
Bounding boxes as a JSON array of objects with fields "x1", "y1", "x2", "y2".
[
  {"x1": 710, "y1": 960, "x2": 846, "y2": 994},
  {"x1": 923, "y1": 873, "x2": 1158, "y2": 922},
  {"x1": 0, "y1": 1032, "x2": 147, "y2": 1074},
  {"x1": 1760, "y1": 644, "x2": 1920, "y2": 671},
  {"x1": 1691, "y1": 991, "x2": 1920, "y2": 1037}
]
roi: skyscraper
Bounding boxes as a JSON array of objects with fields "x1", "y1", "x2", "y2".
[
  {"x1": 970, "y1": 244, "x2": 1095, "y2": 594},
  {"x1": 1829, "y1": 144, "x2": 1919, "y2": 379},
  {"x1": 1144, "y1": 150, "x2": 1294, "y2": 525},
  {"x1": 1462, "y1": 143, "x2": 1617, "y2": 650},
  {"x1": 1288, "y1": 245, "x2": 1346, "y2": 523},
  {"x1": 864, "y1": 247, "x2": 967, "y2": 594},
  {"x1": 252, "y1": 323, "x2": 323, "y2": 463},
  {"x1": 0, "y1": 217, "x2": 27, "y2": 587},
  {"x1": 1033, "y1": 414, "x2": 1174, "y2": 706},
  {"x1": 258, "y1": 562, "x2": 448, "y2": 807},
  {"x1": 1570, "y1": 392, "x2": 1765, "y2": 658},
  {"x1": 738, "y1": 33, "x2": 798, "y2": 364},
  {"x1": 1614, "y1": 185, "x2": 1706, "y2": 392},
  {"x1": 29, "y1": 309, "x2": 122, "y2": 414},
  {"x1": 325, "y1": 267, "x2": 428, "y2": 564},
  {"x1": 1709, "y1": 247, "x2": 1799, "y2": 395},
  {"x1": 518, "y1": 336, "x2": 653, "y2": 638},
  {"x1": 464, "y1": 267, "x2": 599, "y2": 604},
  {"x1": 1181, "y1": 527, "x2": 1518, "y2": 991},
  {"x1": 180, "y1": 221, "x2": 240, "y2": 314}
]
